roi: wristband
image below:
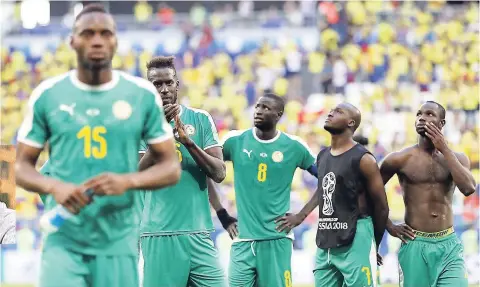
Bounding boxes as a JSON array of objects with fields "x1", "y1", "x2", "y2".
[{"x1": 216, "y1": 208, "x2": 237, "y2": 230}]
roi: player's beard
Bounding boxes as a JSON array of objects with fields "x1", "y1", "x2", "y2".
[{"x1": 79, "y1": 56, "x2": 112, "y2": 85}]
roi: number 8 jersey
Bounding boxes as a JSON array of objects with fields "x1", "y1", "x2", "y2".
[
  {"x1": 223, "y1": 128, "x2": 316, "y2": 240},
  {"x1": 17, "y1": 70, "x2": 172, "y2": 255}
]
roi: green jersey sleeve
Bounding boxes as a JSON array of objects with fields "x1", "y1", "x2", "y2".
[
  {"x1": 141, "y1": 88, "x2": 173, "y2": 144},
  {"x1": 139, "y1": 140, "x2": 148, "y2": 153},
  {"x1": 293, "y1": 136, "x2": 316, "y2": 170},
  {"x1": 17, "y1": 80, "x2": 54, "y2": 148},
  {"x1": 221, "y1": 130, "x2": 241, "y2": 161},
  {"x1": 200, "y1": 112, "x2": 220, "y2": 150}
]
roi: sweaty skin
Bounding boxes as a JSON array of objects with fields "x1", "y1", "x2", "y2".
[
  {"x1": 382, "y1": 146, "x2": 464, "y2": 232},
  {"x1": 381, "y1": 102, "x2": 475, "y2": 233}
]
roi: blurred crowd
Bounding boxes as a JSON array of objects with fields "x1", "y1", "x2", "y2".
[{"x1": 3, "y1": 0, "x2": 479, "y2": 270}]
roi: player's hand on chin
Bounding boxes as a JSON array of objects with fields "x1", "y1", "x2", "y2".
[
  {"x1": 164, "y1": 104, "x2": 181, "y2": 123},
  {"x1": 386, "y1": 223, "x2": 415, "y2": 244},
  {"x1": 50, "y1": 183, "x2": 91, "y2": 214},
  {"x1": 424, "y1": 122, "x2": 448, "y2": 153},
  {"x1": 84, "y1": 173, "x2": 131, "y2": 196},
  {"x1": 275, "y1": 213, "x2": 304, "y2": 233}
]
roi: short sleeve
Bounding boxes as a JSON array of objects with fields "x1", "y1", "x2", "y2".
[
  {"x1": 222, "y1": 130, "x2": 243, "y2": 162},
  {"x1": 139, "y1": 140, "x2": 148, "y2": 153},
  {"x1": 295, "y1": 138, "x2": 316, "y2": 170},
  {"x1": 200, "y1": 112, "x2": 220, "y2": 150},
  {"x1": 17, "y1": 84, "x2": 51, "y2": 148},
  {"x1": 142, "y1": 90, "x2": 173, "y2": 144}
]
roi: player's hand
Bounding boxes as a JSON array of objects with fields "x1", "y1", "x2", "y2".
[
  {"x1": 377, "y1": 253, "x2": 383, "y2": 266},
  {"x1": 164, "y1": 104, "x2": 181, "y2": 123},
  {"x1": 275, "y1": 213, "x2": 305, "y2": 233},
  {"x1": 424, "y1": 122, "x2": 449, "y2": 153},
  {"x1": 49, "y1": 183, "x2": 91, "y2": 214},
  {"x1": 84, "y1": 173, "x2": 131, "y2": 196},
  {"x1": 387, "y1": 223, "x2": 415, "y2": 243},
  {"x1": 226, "y1": 222, "x2": 239, "y2": 239},
  {"x1": 216, "y1": 208, "x2": 238, "y2": 239},
  {"x1": 173, "y1": 114, "x2": 193, "y2": 146}
]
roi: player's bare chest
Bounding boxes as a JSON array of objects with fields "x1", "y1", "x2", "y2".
[{"x1": 400, "y1": 153, "x2": 451, "y2": 184}]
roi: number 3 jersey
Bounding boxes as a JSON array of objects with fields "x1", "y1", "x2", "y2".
[
  {"x1": 17, "y1": 70, "x2": 172, "y2": 255},
  {"x1": 139, "y1": 106, "x2": 220, "y2": 235},
  {"x1": 223, "y1": 128, "x2": 315, "y2": 240}
]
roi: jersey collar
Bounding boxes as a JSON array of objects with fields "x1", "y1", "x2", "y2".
[
  {"x1": 252, "y1": 127, "x2": 281, "y2": 143},
  {"x1": 70, "y1": 70, "x2": 120, "y2": 92}
]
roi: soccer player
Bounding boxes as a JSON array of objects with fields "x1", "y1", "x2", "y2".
[
  {"x1": 138, "y1": 56, "x2": 229, "y2": 287},
  {"x1": 218, "y1": 93, "x2": 318, "y2": 287},
  {"x1": 276, "y1": 102, "x2": 389, "y2": 287},
  {"x1": 380, "y1": 101, "x2": 476, "y2": 287},
  {"x1": 15, "y1": 4, "x2": 180, "y2": 287}
]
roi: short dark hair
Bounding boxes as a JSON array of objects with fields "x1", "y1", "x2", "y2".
[
  {"x1": 75, "y1": 3, "x2": 108, "y2": 22},
  {"x1": 146, "y1": 56, "x2": 177, "y2": 78},
  {"x1": 353, "y1": 135, "x2": 369, "y2": 146},
  {"x1": 263, "y1": 93, "x2": 285, "y2": 114},
  {"x1": 425, "y1": 101, "x2": 446, "y2": 119}
]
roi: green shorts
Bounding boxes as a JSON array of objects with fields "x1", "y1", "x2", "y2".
[
  {"x1": 314, "y1": 217, "x2": 377, "y2": 287},
  {"x1": 398, "y1": 227, "x2": 468, "y2": 287},
  {"x1": 140, "y1": 232, "x2": 226, "y2": 287},
  {"x1": 40, "y1": 244, "x2": 138, "y2": 287},
  {"x1": 228, "y1": 238, "x2": 293, "y2": 287}
]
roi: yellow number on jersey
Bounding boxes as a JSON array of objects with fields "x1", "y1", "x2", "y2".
[
  {"x1": 284, "y1": 270, "x2": 292, "y2": 287},
  {"x1": 77, "y1": 125, "x2": 107, "y2": 159},
  {"x1": 361, "y1": 266, "x2": 371, "y2": 285},
  {"x1": 175, "y1": 142, "x2": 182, "y2": 163},
  {"x1": 257, "y1": 163, "x2": 267, "y2": 182}
]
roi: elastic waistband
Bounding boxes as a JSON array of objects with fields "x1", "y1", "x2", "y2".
[{"x1": 413, "y1": 227, "x2": 455, "y2": 241}]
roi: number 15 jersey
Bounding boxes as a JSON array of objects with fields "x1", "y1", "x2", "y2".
[
  {"x1": 223, "y1": 128, "x2": 315, "y2": 240},
  {"x1": 17, "y1": 70, "x2": 172, "y2": 255}
]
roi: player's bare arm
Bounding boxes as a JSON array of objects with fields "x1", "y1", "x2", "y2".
[
  {"x1": 379, "y1": 150, "x2": 416, "y2": 242},
  {"x1": 360, "y1": 153, "x2": 389, "y2": 249},
  {"x1": 425, "y1": 122, "x2": 476, "y2": 196},
  {"x1": 174, "y1": 114, "x2": 226, "y2": 183},
  {"x1": 15, "y1": 143, "x2": 91, "y2": 214},
  {"x1": 380, "y1": 150, "x2": 416, "y2": 242},
  {"x1": 86, "y1": 138, "x2": 180, "y2": 195},
  {"x1": 276, "y1": 187, "x2": 320, "y2": 233},
  {"x1": 207, "y1": 178, "x2": 238, "y2": 239}
]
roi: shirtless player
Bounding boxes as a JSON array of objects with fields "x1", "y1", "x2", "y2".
[{"x1": 380, "y1": 101, "x2": 476, "y2": 287}]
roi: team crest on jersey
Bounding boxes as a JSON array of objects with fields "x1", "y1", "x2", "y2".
[
  {"x1": 112, "y1": 100, "x2": 132, "y2": 120},
  {"x1": 272, "y1": 151, "x2": 283, "y2": 162},
  {"x1": 184, "y1": 125, "x2": 195, "y2": 136}
]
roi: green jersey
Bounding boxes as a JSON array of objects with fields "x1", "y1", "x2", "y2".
[
  {"x1": 140, "y1": 105, "x2": 220, "y2": 235},
  {"x1": 223, "y1": 128, "x2": 316, "y2": 240},
  {"x1": 17, "y1": 70, "x2": 172, "y2": 255},
  {"x1": 38, "y1": 161, "x2": 51, "y2": 205}
]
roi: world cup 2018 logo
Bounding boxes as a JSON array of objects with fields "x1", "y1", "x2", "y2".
[{"x1": 322, "y1": 172, "x2": 336, "y2": 216}]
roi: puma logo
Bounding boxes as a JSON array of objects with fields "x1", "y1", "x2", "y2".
[
  {"x1": 59, "y1": 103, "x2": 76, "y2": 116},
  {"x1": 243, "y1": 149, "x2": 252, "y2": 158}
]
